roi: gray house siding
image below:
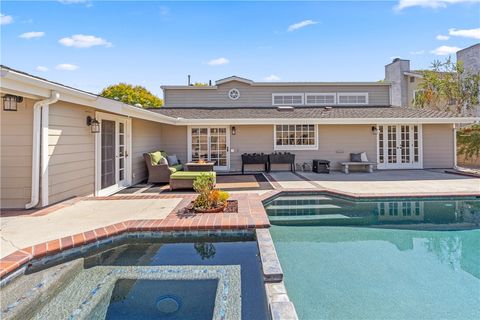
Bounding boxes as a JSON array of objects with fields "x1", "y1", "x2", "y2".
[{"x1": 164, "y1": 81, "x2": 390, "y2": 108}]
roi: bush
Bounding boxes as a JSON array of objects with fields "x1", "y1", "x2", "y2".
[
  {"x1": 192, "y1": 173, "x2": 229, "y2": 211},
  {"x1": 457, "y1": 124, "x2": 480, "y2": 160}
]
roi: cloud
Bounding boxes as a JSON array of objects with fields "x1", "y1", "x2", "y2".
[
  {"x1": 0, "y1": 13, "x2": 13, "y2": 25},
  {"x1": 436, "y1": 34, "x2": 450, "y2": 40},
  {"x1": 448, "y1": 27, "x2": 480, "y2": 39},
  {"x1": 430, "y1": 45, "x2": 462, "y2": 55},
  {"x1": 395, "y1": 0, "x2": 479, "y2": 10},
  {"x1": 36, "y1": 66, "x2": 49, "y2": 72},
  {"x1": 264, "y1": 74, "x2": 281, "y2": 81},
  {"x1": 409, "y1": 50, "x2": 425, "y2": 55},
  {"x1": 59, "y1": 34, "x2": 112, "y2": 48},
  {"x1": 55, "y1": 63, "x2": 79, "y2": 71},
  {"x1": 287, "y1": 20, "x2": 318, "y2": 32},
  {"x1": 159, "y1": 6, "x2": 169, "y2": 16},
  {"x1": 207, "y1": 57, "x2": 229, "y2": 66},
  {"x1": 19, "y1": 31, "x2": 45, "y2": 39}
]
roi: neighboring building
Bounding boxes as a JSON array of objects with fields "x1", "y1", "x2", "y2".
[
  {"x1": 457, "y1": 43, "x2": 480, "y2": 74},
  {"x1": 1, "y1": 65, "x2": 477, "y2": 209}
]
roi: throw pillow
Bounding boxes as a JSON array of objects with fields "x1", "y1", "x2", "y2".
[
  {"x1": 350, "y1": 153, "x2": 362, "y2": 162},
  {"x1": 158, "y1": 157, "x2": 168, "y2": 165},
  {"x1": 360, "y1": 152, "x2": 369, "y2": 162},
  {"x1": 150, "y1": 151, "x2": 162, "y2": 165},
  {"x1": 167, "y1": 155, "x2": 179, "y2": 166}
]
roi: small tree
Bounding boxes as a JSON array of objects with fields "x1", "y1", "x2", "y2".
[
  {"x1": 457, "y1": 124, "x2": 480, "y2": 160},
  {"x1": 414, "y1": 57, "x2": 480, "y2": 116},
  {"x1": 100, "y1": 83, "x2": 163, "y2": 108}
]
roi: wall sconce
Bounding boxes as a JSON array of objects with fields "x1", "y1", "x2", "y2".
[
  {"x1": 371, "y1": 126, "x2": 378, "y2": 135},
  {"x1": 231, "y1": 126, "x2": 236, "y2": 135},
  {"x1": 3, "y1": 94, "x2": 23, "y2": 111},
  {"x1": 86, "y1": 116, "x2": 100, "y2": 133}
]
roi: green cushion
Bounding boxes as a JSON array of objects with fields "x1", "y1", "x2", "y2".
[
  {"x1": 168, "y1": 164, "x2": 183, "y2": 173},
  {"x1": 149, "y1": 151, "x2": 163, "y2": 165},
  {"x1": 170, "y1": 171, "x2": 216, "y2": 180}
]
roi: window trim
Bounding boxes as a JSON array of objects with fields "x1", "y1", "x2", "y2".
[
  {"x1": 272, "y1": 93, "x2": 304, "y2": 106},
  {"x1": 337, "y1": 92, "x2": 369, "y2": 105},
  {"x1": 273, "y1": 124, "x2": 319, "y2": 151},
  {"x1": 305, "y1": 92, "x2": 337, "y2": 105}
]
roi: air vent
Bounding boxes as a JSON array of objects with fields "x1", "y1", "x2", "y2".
[{"x1": 277, "y1": 106, "x2": 294, "y2": 112}]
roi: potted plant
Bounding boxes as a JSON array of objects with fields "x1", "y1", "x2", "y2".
[{"x1": 192, "y1": 173, "x2": 230, "y2": 213}]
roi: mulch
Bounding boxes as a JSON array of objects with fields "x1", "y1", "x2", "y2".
[{"x1": 177, "y1": 200, "x2": 239, "y2": 216}]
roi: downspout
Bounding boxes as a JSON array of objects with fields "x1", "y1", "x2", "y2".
[{"x1": 26, "y1": 91, "x2": 60, "y2": 209}]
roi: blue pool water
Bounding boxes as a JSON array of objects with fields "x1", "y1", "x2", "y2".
[{"x1": 265, "y1": 194, "x2": 480, "y2": 320}]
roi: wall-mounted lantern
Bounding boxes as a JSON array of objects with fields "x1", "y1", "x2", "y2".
[
  {"x1": 3, "y1": 94, "x2": 23, "y2": 111},
  {"x1": 231, "y1": 126, "x2": 236, "y2": 135},
  {"x1": 86, "y1": 116, "x2": 100, "y2": 133},
  {"x1": 371, "y1": 126, "x2": 378, "y2": 135}
]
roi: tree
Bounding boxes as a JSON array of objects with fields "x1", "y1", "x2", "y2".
[
  {"x1": 457, "y1": 124, "x2": 480, "y2": 160},
  {"x1": 413, "y1": 57, "x2": 479, "y2": 116},
  {"x1": 193, "y1": 82, "x2": 209, "y2": 86},
  {"x1": 100, "y1": 83, "x2": 163, "y2": 108}
]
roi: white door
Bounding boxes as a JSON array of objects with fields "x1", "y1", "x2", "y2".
[
  {"x1": 188, "y1": 126, "x2": 230, "y2": 171},
  {"x1": 377, "y1": 124, "x2": 422, "y2": 169},
  {"x1": 96, "y1": 113, "x2": 131, "y2": 196}
]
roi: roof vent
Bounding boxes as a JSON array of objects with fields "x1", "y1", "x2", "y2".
[
  {"x1": 324, "y1": 106, "x2": 333, "y2": 111},
  {"x1": 277, "y1": 106, "x2": 294, "y2": 112}
]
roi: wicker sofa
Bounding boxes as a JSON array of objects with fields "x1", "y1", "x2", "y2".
[{"x1": 143, "y1": 151, "x2": 183, "y2": 184}]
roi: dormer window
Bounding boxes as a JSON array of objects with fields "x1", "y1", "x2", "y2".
[
  {"x1": 305, "y1": 93, "x2": 336, "y2": 105},
  {"x1": 272, "y1": 93, "x2": 304, "y2": 105},
  {"x1": 337, "y1": 93, "x2": 368, "y2": 105}
]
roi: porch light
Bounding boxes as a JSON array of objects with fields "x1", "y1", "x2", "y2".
[
  {"x1": 371, "y1": 126, "x2": 378, "y2": 135},
  {"x1": 86, "y1": 116, "x2": 100, "y2": 133},
  {"x1": 3, "y1": 94, "x2": 23, "y2": 111},
  {"x1": 231, "y1": 126, "x2": 236, "y2": 135}
]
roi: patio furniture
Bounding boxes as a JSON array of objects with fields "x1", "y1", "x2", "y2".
[
  {"x1": 143, "y1": 151, "x2": 183, "y2": 184},
  {"x1": 241, "y1": 153, "x2": 269, "y2": 174},
  {"x1": 268, "y1": 152, "x2": 295, "y2": 172},
  {"x1": 341, "y1": 162, "x2": 376, "y2": 174},
  {"x1": 186, "y1": 162, "x2": 215, "y2": 172},
  {"x1": 312, "y1": 159, "x2": 330, "y2": 173},
  {"x1": 169, "y1": 171, "x2": 216, "y2": 190}
]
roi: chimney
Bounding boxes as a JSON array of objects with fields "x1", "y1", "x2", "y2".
[
  {"x1": 188, "y1": 74, "x2": 191, "y2": 86},
  {"x1": 209, "y1": 80, "x2": 212, "y2": 86},
  {"x1": 385, "y1": 58, "x2": 410, "y2": 107}
]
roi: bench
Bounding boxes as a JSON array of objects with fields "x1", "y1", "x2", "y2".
[
  {"x1": 341, "y1": 162, "x2": 376, "y2": 174},
  {"x1": 169, "y1": 171, "x2": 216, "y2": 190}
]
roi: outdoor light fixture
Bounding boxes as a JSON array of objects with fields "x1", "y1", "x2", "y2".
[
  {"x1": 86, "y1": 116, "x2": 100, "y2": 133},
  {"x1": 371, "y1": 126, "x2": 378, "y2": 135},
  {"x1": 3, "y1": 94, "x2": 23, "y2": 111},
  {"x1": 231, "y1": 126, "x2": 236, "y2": 135}
]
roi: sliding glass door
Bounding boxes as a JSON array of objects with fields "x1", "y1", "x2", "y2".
[{"x1": 189, "y1": 126, "x2": 230, "y2": 171}]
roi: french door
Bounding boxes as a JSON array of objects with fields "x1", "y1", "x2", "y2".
[
  {"x1": 188, "y1": 126, "x2": 230, "y2": 171},
  {"x1": 377, "y1": 124, "x2": 422, "y2": 169},
  {"x1": 95, "y1": 113, "x2": 131, "y2": 196}
]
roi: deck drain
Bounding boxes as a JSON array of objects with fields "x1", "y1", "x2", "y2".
[{"x1": 156, "y1": 295, "x2": 181, "y2": 314}]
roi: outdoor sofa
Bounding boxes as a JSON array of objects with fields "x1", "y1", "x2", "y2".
[{"x1": 143, "y1": 151, "x2": 183, "y2": 183}]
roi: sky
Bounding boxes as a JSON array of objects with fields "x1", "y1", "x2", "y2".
[{"x1": 1, "y1": 0, "x2": 479, "y2": 97}]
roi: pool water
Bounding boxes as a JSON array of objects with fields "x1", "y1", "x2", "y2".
[
  {"x1": 84, "y1": 239, "x2": 269, "y2": 320},
  {"x1": 265, "y1": 195, "x2": 480, "y2": 320}
]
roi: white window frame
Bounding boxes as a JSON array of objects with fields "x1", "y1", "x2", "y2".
[
  {"x1": 337, "y1": 92, "x2": 369, "y2": 105},
  {"x1": 273, "y1": 124, "x2": 318, "y2": 151},
  {"x1": 272, "y1": 93, "x2": 304, "y2": 106},
  {"x1": 305, "y1": 93, "x2": 336, "y2": 105}
]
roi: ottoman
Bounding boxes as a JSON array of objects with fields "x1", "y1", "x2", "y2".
[{"x1": 169, "y1": 171, "x2": 216, "y2": 191}]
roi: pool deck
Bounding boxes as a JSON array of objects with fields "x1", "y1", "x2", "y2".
[{"x1": 1, "y1": 169, "x2": 478, "y2": 280}]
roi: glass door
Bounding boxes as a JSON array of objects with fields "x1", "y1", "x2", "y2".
[
  {"x1": 378, "y1": 124, "x2": 422, "y2": 169},
  {"x1": 189, "y1": 126, "x2": 230, "y2": 171}
]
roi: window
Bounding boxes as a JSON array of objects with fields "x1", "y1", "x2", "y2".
[
  {"x1": 305, "y1": 93, "x2": 336, "y2": 105},
  {"x1": 337, "y1": 93, "x2": 368, "y2": 105},
  {"x1": 272, "y1": 93, "x2": 304, "y2": 105},
  {"x1": 274, "y1": 124, "x2": 317, "y2": 150}
]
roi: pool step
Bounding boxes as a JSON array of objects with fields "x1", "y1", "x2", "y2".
[
  {"x1": 272, "y1": 196, "x2": 333, "y2": 201},
  {"x1": 269, "y1": 214, "x2": 351, "y2": 222},
  {"x1": 266, "y1": 204, "x2": 341, "y2": 210}
]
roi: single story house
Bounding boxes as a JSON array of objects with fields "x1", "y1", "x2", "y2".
[{"x1": 1, "y1": 64, "x2": 477, "y2": 209}]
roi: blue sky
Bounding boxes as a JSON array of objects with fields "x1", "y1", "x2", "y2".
[{"x1": 1, "y1": 0, "x2": 479, "y2": 97}]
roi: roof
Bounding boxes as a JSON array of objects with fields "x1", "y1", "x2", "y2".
[{"x1": 148, "y1": 106, "x2": 474, "y2": 125}]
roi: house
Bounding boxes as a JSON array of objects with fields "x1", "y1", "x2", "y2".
[{"x1": 1, "y1": 63, "x2": 477, "y2": 210}]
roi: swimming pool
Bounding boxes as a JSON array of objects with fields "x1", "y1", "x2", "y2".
[{"x1": 265, "y1": 194, "x2": 480, "y2": 320}]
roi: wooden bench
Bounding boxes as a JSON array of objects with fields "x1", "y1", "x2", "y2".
[{"x1": 341, "y1": 162, "x2": 376, "y2": 174}]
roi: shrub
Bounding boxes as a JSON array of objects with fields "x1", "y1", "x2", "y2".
[{"x1": 192, "y1": 173, "x2": 229, "y2": 211}]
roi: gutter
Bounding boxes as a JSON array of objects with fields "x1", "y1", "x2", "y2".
[{"x1": 26, "y1": 91, "x2": 60, "y2": 209}]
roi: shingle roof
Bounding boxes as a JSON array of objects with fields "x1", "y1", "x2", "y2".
[{"x1": 149, "y1": 106, "x2": 462, "y2": 120}]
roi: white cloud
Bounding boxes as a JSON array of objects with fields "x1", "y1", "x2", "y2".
[
  {"x1": 448, "y1": 27, "x2": 480, "y2": 39},
  {"x1": 395, "y1": 0, "x2": 479, "y2": 10},
  {"x1": 19, "y1": 31, "x2": 45, "y2": 39},
  {"x1": 0, "y1": 13, "x2": 13, "y2": 25},
  {"x1": 430, "y1": 45, "x2": 462, "y2": 55},
  {"x1": 59, "y1": 34, "x2": 112, "y2": 48},
  {"x1": 207, "y1": 57, "x2": 229, "y2": 66},
  {"x1": 436, "y1": 34, "x2": 450, "y2": 40},
  {"x1": 55, "y1": 63, "x2": 79, "y2": 71},
  {"x1": 409, "y1": 50, "x2": 425, "y2": 55},
  {"x1": 264, "y1": 74, "x2": 281, "y2": 81},
  {"x1": 287, "y1": 20, "x2": 318, "y2": 32},
  {"x1": 35, "y1": 66, "x2": 49, "y2": 72}
]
